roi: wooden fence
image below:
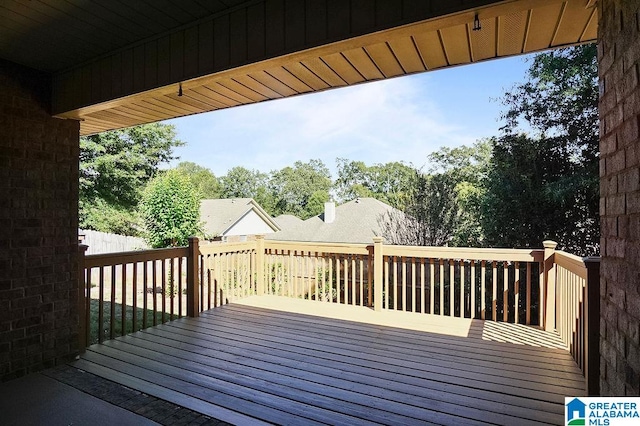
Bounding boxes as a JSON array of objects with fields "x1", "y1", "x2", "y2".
[{"x1": 79, "y1": 235, "x2": 600, "y2": 393}]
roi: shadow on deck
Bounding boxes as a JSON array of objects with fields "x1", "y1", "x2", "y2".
[{"x1": 73, "y1": 295, "x2": 585, "y2": 425}]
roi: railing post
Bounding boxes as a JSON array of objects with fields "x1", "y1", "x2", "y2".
[
  {"x1": 584, "y1": 257, "x2": 601, "y2": 396},
  {"x1": 373, "y1": 237, "x2": 384, "y2": 312},
  {"x1": 78, "y1": 244, "x2": 88, "y2": 351},
  {"x1": 543, "y1": 240, "x2": 557, "y2": 332},
  {"x1": 256, "y1": 235, "x2": 265, "y2": 296},
  {"x1": 187, "y1": 237, "x2": 200, "y2": 318}
]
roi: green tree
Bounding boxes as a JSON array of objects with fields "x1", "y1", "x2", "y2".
[
  {"x1": 427, "y1": 140, "x2": 492, "y2": 246},
  {"x1": 219, "y1": 166, "x2": 274, "y2": 211},
  {"x1": 80, "y1": 123, "x2": 183, "y2": 235},
  {"x1": 175, "y1": 161, "x2": 221, "y2": 199},
  {"x1": 335, "y1": 159, "x2": 416, "y2": 209},
  {"x1": 140, "y1": 170, "x2": 201, "y2": 248},
  {"x1": 483, "y1": 45, "x2": 599, "y2": 255},
  {"x1": 379, "y1": 171, "x2": 459, "y2": 246},
  {"x1": 270, "y1": 159, "x2": 332, "y2": 219}
]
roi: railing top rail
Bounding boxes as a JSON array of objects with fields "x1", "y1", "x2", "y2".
[
  {"x1": 199, "y1": 241, "x2": 257, "y2": 256},
  {"x1": 84, "y1": 246, "x2": 189, "y2": 268},
  {"x1": 264, "y1": 240, "x2": 370, "y2": 255},
  {"x1": 554, "y1": 250, "x2": 588, "y2": 279},
  {"x1": 383, "y1": 245, "x2": 544, "y2": 263}
]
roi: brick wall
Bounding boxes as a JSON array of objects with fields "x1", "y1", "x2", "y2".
[
  {"x1": 598, "y1": 0, "x2": 640, "y2": 396},
  {"x1": 0, "y1": 59, "x2": 80, "y2": 381}
]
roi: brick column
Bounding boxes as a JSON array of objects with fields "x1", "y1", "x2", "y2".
[
  {"x1": 598, "y1": 0, "x2": 640, "y2": 396},
  {"x1": 0, "y1": 59, "x2": 80, "y2": 381}
]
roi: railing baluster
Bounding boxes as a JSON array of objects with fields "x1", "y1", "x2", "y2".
[
  {"x1": 439, "y1": 259, "x2": 444, "y2": 316},
  {"x1": 449, "y1": 259, "x2": 454, "y2": 317},
  {"x1": 98, "y1": 267, "x2": 104, "y2": 344},
  {"x1": 169, "y1": 258, "x2": 175, "y2": 320},
  {"x1": 420, "y1": 259, "x2": 425, "y2": 314},
  {"x1": 470, "y1": 260, "x2": 476, "y2": 318},
  {"x1": 351, "y1": 255, "x2": 356, "y2": 306},
  {"x1": 411, "y1": 258, "x2": 416, "y2": 313},
  {"x1": 514, "y1": 262, "x2": 520, "y2": 324},
  {"x1": 110, "y1": 264, "x2": 116, "y2": 339},
  {"x1": 121, "y1": 263, "x2": 126, "y2": 336},
  {"x1": 161, "y1": 259, "x2": 166, "y2": 324},
  {"x1": 384, "y1": 256, "x2": 389, "y2": 309},
  {"x1": 503, "y1": 261, "x2": 509, "y2": 322},
  {"x1": 491, "y1": 261, "x2": 497, "y2": 322},
  {"x1": 85, "y1": 267, "x2": 91, "y2": 345},
  {"x1": 460, "y1": 261, "x2": 465, "y2": 318},
  {"x1": 329, "y1": 255, "x2": 334, "y2": 303},
  {"x1": 429, "y1": 259, "x2": 434, "y2": 314},
  {"x1": 143, "y1": 261, "x2": 148, "y2": 329},
  {"x1": 359, "y1": 255, "x2": 364, "y2": 306},
  {"x1": 152, "y1": 260, "x2": 157, "y2": 326},
  {"x1": 526, "y1": 262, "x2": 531, "y2": 325},
  {"x1": 480, "y1": 260, "x2": 486, "y2": 320}
]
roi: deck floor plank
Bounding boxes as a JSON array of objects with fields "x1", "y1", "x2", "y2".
[
  {"x1": 75, "y1": 295, "x2": 585, "y2": 425},
  {"x1": 197, "y1": 306, "x2": 583, "y2": 381}
]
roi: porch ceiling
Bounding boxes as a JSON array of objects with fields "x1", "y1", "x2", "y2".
[{"x1": 0, "y1": 0, "x2": 597, "y2": 136}]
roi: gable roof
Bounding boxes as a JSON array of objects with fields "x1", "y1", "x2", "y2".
[
  {"x1": 200, "y1": 198, "x2": 280, "y2": 237},
  {"x1": 274, "y1": 214, "x2": 304, "y2": 230},
  {"x1": 267, "y1": 198, "x2": 399, "y2": 244}
]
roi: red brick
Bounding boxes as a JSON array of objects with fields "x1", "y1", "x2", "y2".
[
  {"x1": 1, "y1": 60, "x2": 80, "y2": 381},
  {"x1": 606, "y1": 194, "x2": 626, "y2": 215},
  {"x1": 607, "y1": 149, "x2": 627, "y2": 174}
]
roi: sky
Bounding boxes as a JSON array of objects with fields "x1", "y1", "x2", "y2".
[{"x1": 166, "y1": 55, "x2": 534, "y2": 178}]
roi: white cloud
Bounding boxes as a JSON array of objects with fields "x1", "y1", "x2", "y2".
[{"x1": 169, "y1": 73, "x2": 487, "y2": 177}]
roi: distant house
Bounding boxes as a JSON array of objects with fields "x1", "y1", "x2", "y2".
[
  {"x1": 274, "y1": 214, "x2": 304, "y2": 231},
  {"x1": 200, "y1": 198, "x2": 280, "y2": 242},
  {"x1": 267, "y1": 198, "x2": 400, "y2": 244}
]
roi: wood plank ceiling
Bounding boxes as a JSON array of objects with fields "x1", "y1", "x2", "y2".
[
  {"x1": 0, "y1": 0, "x2": 248, "y2": 73},
  {"x1": 33, "y1": 0, "x2": 597, "y2": 136}
]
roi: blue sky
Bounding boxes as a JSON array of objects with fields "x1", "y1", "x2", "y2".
[{"x1": 166, "y1": 55, "x2": 533, "y2": 177}]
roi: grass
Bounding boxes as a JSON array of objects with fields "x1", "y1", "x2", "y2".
[{"x1": 88, "y1": 299, "x2": 174, "y2": 345}]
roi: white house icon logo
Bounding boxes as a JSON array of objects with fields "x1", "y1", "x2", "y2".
[{"x1": 566, "y1": 398, "x2": 586, "y2": 425}]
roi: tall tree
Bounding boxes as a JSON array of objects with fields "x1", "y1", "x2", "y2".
[
  {"x1": 220, "y1": 166, "x2": 274, "y2": 212},
  {"x1": 427, "y1": 140, "x2": 492, "y2": 247},
  {"x1": 335, "y1": 159, "x2": 416, "y2": 209},
  {"x1": 483, "y1": 45, "x2": 599, "y2": 255},
  {"x1": 270, "y1": 159, "x2": 332, "y2": 219},
  {"x1": 379, "y1": 171, "x2": 459, "y2": 246},
  {"x1": 140, "y1": 170, "x2": 201, "y2": 248},
  {"x1": 175, "y1": 161, "x2": 221, "y2": 199},
  {"x1": 79, "y1": 123, "x2": 183, "y2": 235}
]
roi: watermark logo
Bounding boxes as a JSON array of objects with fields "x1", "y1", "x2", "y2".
[{"x1": 566, "y1": 397, "x2": 640, "y2": 426}]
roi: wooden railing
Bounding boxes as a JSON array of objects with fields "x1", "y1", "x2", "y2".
[
  {"x1": 199, "y1": 240, "x2": 258, "y2": 309},
  {"x1": 377, "y1": 243, "x2": 545, "y2": 325},
  {"x1": 78, "y1": 235, "x2": 600, "y2": 394},
  {"x1": 543, "y1": 241, "x2": 600, "y2": 395},
  {"x1": 262, "y1": 240, "x2": 372, "y2": 307},
  {"x1": 79, "y1": 245, "x2": 190, "y2": 347}
]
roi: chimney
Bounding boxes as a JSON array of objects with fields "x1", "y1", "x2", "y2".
[{"x1": 324, "y1": 202, "x2": 336, "y2": 224}]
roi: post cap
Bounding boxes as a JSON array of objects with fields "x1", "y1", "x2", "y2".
[
  {"x1": 255, "y1": 234, "x2": 265, "y2": 240},
  {"x1": 372, "y1": 237, "x2": 384, "y2": 243},
  {"x1": 542, "y1": 240, "x2": 558, "y2": 250}
]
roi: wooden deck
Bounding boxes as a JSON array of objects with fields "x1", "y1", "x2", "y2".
[{"x1": 73, "y1": 295, "x2": 585, "y2": 425}]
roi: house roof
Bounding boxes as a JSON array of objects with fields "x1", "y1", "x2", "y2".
[
  {"x1": 267, "y1": 198, "x2": 399, "y2": 244},
  {"x1": 274, "y1": 215, "x2": 304, "y2": 230},
  {"x1": 200, "y1": 198, "x2": 279, "y2": 237},
  {"x1": 0, "y1": 1, "x2": 597, "y2": 135}
]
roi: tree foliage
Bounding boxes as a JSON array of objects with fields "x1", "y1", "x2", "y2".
[
  {"x1": 427, "y1": 140, "x2": 491, "y2": 246},
  {"x1": 175, "y1": 161, "x2": 221, "y2": 199},
  {"x1": 140, "y1": 170, "x2": 201, "y2": 248},
  {"x1": 483, "y1": 45, "x2": 599, "y2": 255},
  {"x1": 379, "y1": 171, "x2": 459, "y2": 246},
  {"x1": 335, "y1": 159, "x2": 416, "y2": 209},
  {"x1": 79, "y1": 123, "x2": 183, "y2": 235},
  {"x1": 270, "y1": 159, "x2": 332, "y2": 219}
]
